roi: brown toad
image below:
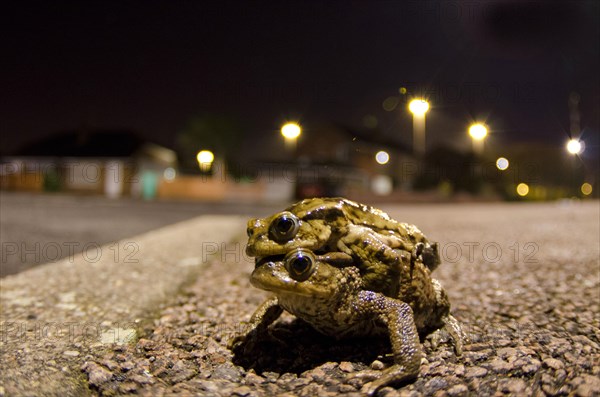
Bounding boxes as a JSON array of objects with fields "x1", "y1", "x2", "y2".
[
  {"x1": 231, "y1": 248, "x2": 465, "y2": 395},
  {"x1": 246, "y1": 197, "x2": 441, "y2": 297}
]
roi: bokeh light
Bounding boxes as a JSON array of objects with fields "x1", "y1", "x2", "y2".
[
  {"x1": 382, "y1": 97, "x2": 399, "y2": 112},
  {"x1": 372, "y1": 175, "x2": 393, "y2": 195},
  {"x1": 566, "y1": 139, "x2": 583, "y2": 155},
  {"x1": 469, "y1": 123, "x2": 488, "y2": 140},
  {"x1": 375, "y1": 150, "x2": 390, "y2": 165},
  {"x1": 496, "y1": 157, "x2": 509, "y2": 171},
  {"x1": 196, "y1": 150, "x2": 214, "y2": 164},
  {"x1": 516, "y1": 183, "x2": 529, "y2": 197},
  {"x1": 408, "y1": 99, "x2": 429, "y2": 116},
  {"x1": 281, "y1": 122, "x2": 301, "y2": 139},
  {"x1": 581, "y1": 183, "x2": 593, "y2": 196},
  {"x1": 163, "y1": 167, "x2": 176, "y2": 181}
]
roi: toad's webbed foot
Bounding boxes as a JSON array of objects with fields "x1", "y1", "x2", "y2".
[
  {"x1": 427, "y1": 279, "x2": 468, "y2": 355},
  {"x1": 427, "y1": 314, "x2": 467, "y2": 355},
  {"x1": 348, "y1": 291, "x2": 423, "y2": 396},
  {"x1": 348, "y1": 364, "x2": 420, "y2": 396}
]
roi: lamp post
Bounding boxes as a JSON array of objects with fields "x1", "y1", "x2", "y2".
[
  {"x1": 196, "y1": 150, "x2": 214, "y2": 173},
  {"x1": 468, "y1": 123, "x2": 488, "y2": 155},
  {"x1": 408, "y1": 99, "x2": 429, "y2": 156},
  {"x1": 281, "y1": 122, "x2": 302, "y2": 152},
  {"x1": 566, "y1": 138, "x2": 583, "y2": 155}
]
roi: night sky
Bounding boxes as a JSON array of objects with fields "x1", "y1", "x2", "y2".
[{"x1": 2, "y1": 1, "x2": 598, "y2": 160}]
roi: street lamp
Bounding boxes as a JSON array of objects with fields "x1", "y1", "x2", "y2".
[
  {"x1": 469, "y1": 123, "x2": 488, "y2": 155},
  {"x1": 516, "y1": 183, "x2": 529, "y2": 197},
  {"x1": 281, "y1": 122, "x2": 302, "y2": 151},
  {"x1": 496, "y1": 157, "x2": 509, "y2": 171},
  {"x1": 408, "y1": 99, "x2": 429, "y2": 156},
  {"x1": 375, "y1": 150, "x2": 390, "y2": 165},
  {"x1": 566, "y1": 139, "x2": 583, "y2": 155},
  {"x1": 196, "y1": 150, "x2": 214, "y2": 173}
]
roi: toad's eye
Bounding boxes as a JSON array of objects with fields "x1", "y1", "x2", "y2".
[
  {"x1": 269, "y1": 212, "x2": 300, "y2": 242},
  {"x1": 284, "y1": 249, "x2": 316, "y2": 281}
]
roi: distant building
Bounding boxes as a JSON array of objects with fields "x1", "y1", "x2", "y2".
[
  {"x1": 292, "y1": 123, "x2": 417, "y2": 196},
  {"x1": 0, "y1": 130, "x2": 176, "y2": 198}
]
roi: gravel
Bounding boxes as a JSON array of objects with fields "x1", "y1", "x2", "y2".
[{"x1": 79, "y1": 201, "x2": 600, "y2": 396}]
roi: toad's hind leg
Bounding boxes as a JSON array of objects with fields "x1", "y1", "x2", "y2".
[
  {"x1": 426, "y1": 279, "x2": 468, "y2": 355},
  {"x1": 346, "y1": 291, "x2": 422, "y2": 396}
]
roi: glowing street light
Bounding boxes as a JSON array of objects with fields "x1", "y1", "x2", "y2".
[
  {"x1": 516, "y1": 183, "x2": 529, "y2": 197},
  {"x1": 197, "y1": 150, "x2": 214, "y2": 172},
  {"x1": 566, "y1": 139, "x2": 583, "y2": 155},
  {"x1": 408, "y1": 99, "x2": 429, "y2": 156},
  {"x1": 581, "y1": 183, "x2": 593, "y2": 196},
  {"x1": 409, "y1": 99, "x2": 429, "y2": 116},
  {"x1": 375, "y1": 150, "x2": 390, "y2": 165},
  {"x1": 496, "y1": 157, "x2": 509, "y2": 171},
  {"x1": 281, "y1": 122, "x2": 302, "y2": 151},
  {"x1": 469, "y1": 123, "x2": 488, "y2": 155}
]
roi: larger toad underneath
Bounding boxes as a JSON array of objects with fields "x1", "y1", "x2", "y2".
[
  {"x1": 233, "y1": 198, "x2": 466, "y2": 395},
  {"x1": 231, "y1": 249, "x2": 465, "y2": 395}
]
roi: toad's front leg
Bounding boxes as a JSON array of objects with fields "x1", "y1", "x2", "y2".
[
  {"x1": 228, "y1": 296, "x2": 282, "y2": 349},
  {"x1": 348, "y1": 291, "x2": 423, "y2": 396}
]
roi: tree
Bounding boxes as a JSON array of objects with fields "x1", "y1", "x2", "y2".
[{"x1": 176, "y1": 114, "x2": 242, "y2": 173}]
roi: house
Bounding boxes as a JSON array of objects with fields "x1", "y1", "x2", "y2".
[{"x1": 0, "y1": 129, "x2": 176, "y2": 198}]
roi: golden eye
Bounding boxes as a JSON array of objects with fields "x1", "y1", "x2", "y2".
[
  {"x1": 284, "y1": 249, "x2": 316, "y2": 281},
  {"x1": 269, "y1": 212, "x2": 300, "y2": 242}
]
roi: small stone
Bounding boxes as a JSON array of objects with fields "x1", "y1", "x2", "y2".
[
  {"x1": 496, "y1": 347, "x2": 518, "y2": 360},
  {"x1": 465, "y1": 366, "x2": 488, "y2": 378},
  {"x1": 466, "y1": 343, "x2": 489, "y2": 351},
  {"x1": 213, "y1": 365, "x2": 241, "y2": 382},
  {"x1": 453, "y1": 364, "x2": 465, "y2": 377},
  {"x1": 304, "y1": 367, "x2": 326, "y2": 382},
  {"x1": 522, "y1": 363, "x2": 541, "y2": 374},
  {"x1": 82, "y1": 362, "x2": 113, "y2": 386},
  {"x1": 339, "y1": 384, "x2": 357, "y2": 392},
  {"x1": 232, "y1": 386, "x2": 253, "y2": 396},
  {"x1": 370, "y1": 360, "x2": 385, "y2": 370},
  {"x1": 319, "y1": 362, "x2": 337, "y2": 371},
  {"x1": 137, "y1": 338, "x2": 155, "y2": 350},
  {"x1": 487, "y1": 358, "x2": 511, "y2": 374},
  {"x1": 447, "y1": 384, "x2": 469, "y2": 396},
  {"x1": 118, "y1": 382, "x2": 138, "y2": 393},
  {"x1": 339, "y1": 361, "x2": 354, "y2": 373},
  {"x1": 543, "y1": 358, "x2": 564, "y2": 370},
  {"x1": 574, "y1": 374, "x2": 600, "y2": 397},
  {"x1": 377, "y1": 386, "x2": 400, "y2": 397},
  {"x1": 262, "y1": 371, "x2": 280, "y2": 382},
  {"x1": 288, "y1": 377, "x2": 311, "y2": 389},
  {"x1": 100, "y1": 359, "x2": 119, "y2": 371},
  {"x1": 501, "y1": 378, "x2": 527, "y2": 394},
  {"x1": 63, "y1": 350, "x2": 80, "y2": 357},
  {"x1": 424, "y1": 377, "x2": 449, "y2": 392},
  {"x1": 120, "y1": 361, "x2": 135, "y2": 372},
  {"x1": 245, "y1": 372, "x2": 266, "y2": 385}
]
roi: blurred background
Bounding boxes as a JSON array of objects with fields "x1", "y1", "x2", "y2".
[{"x1": 1, "y1": 0, "x2": 598, "y2": 203}]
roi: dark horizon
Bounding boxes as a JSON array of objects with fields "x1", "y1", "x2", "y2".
[{"x1": 2, "y1": 1, "x2": 599, "y2": 160}]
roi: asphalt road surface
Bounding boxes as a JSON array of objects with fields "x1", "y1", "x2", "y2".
[
  {"x1": 1, "y1": 194, "x2": 598, "y2": 395},
  {"x1": 79, "y1": 199, "x2": 598, "y2": 396},
  {"x1": 0, "y1": 192, "x2": 279, "y2": 277}
]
